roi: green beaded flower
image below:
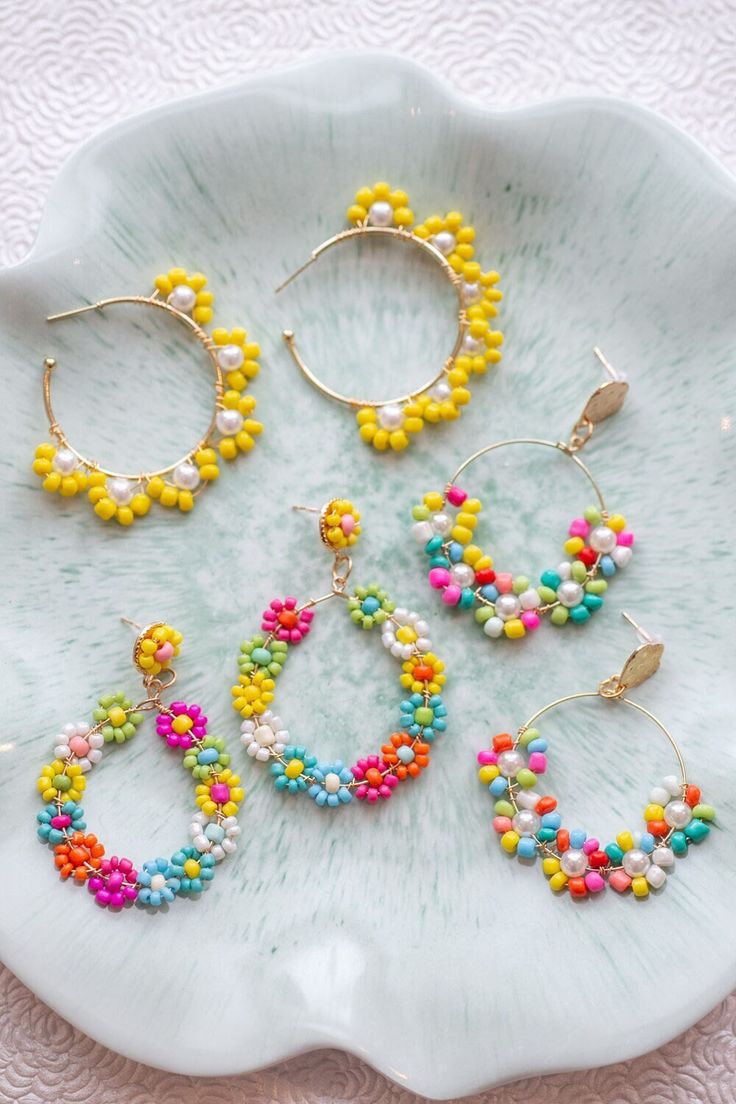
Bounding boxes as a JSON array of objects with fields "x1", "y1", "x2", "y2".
[
  {"x1": 182, "y1": 735, "x2": 230, "y2": 779},
  {"x1": 347, "y1": 584, "x2": 395, "y2": 629},
  {"x1": 238, "y1": 635, "x2": 289, "y2": 677},
  {"x1": 92, "y1": 692, "x2": 145, "y2": 744}
]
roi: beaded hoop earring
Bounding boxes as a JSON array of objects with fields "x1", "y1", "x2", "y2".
[
  {"x1": 412, "y1": 349, "x2": 634, "y2": 640},
  {"x1": 275, "y1": 182, "x2": 503, "y2": 453},
  {"x1": 32, "y1": 267, "x2": 263, "y2": 525},
  {"x1": 231, "y1": 499, "x2": 448, "y2": 806},
  {"x1": 477, "y1": 613, "x2": 716, "y2": 900},
  {"x1": 35, "y1": 621, "x2": 243, "y2": 909}
]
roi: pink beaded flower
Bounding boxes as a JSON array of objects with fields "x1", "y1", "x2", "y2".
[
  {"x1": 261, "y1": 597, "x2": 314, "y2": 643},
  {"x1": 156, "y1": 702, "x2": 208, "y2": 749},
  {"x1": 351, "y1": 755, "x2": 400, "y2": 802},
  {"x1": 87, "y1": 855, "x2": 138, "y2": 908}
]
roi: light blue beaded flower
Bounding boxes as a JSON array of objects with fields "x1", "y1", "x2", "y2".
[
  {"x1": 137, "y1": 857, "x2": 181, "y2": 907},
  {"x1": 308, "y1": 761, "x2": 354, "y2": 807},
  {"x1": 271, "y1": 746, "x2": 318, "y2": 793},
  {"x1": 399, "y1": 693, "x2": 447, "y2": 740},
  {"x1": 170, "y1": 846, "x2": 216, "y2": 894},
  {"x1": 36, "y1": 800, "x2": 86, "y2": 844}
]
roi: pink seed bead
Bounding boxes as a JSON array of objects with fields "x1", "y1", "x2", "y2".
[
  {"x1": 154, "y1": 641, "x2": 175, "y2": 662},
  {"x1": 583, "y1": 837, "x2": 600, "y2": 855},
  {"x1": 608, "y1": 870, "x2": 633, "y2": 893},
  {"x1": 477, "y1": 750, "x2": 497, "y2": 765},
  {"x1": 379, "y1": 784, "x2": 393, "y2": 798},
  {"x1": 585, "y1": 871, "x2": 606, "y2": 893},
  {"x1": 340, "y1": 514, "x2": 355, "y2": 535},
  {"x1": 301, "y1": 609, "x2": 315, "y2": 623},
  {"x1": 520, "y1": 611, "x2": 540, "y2": 630},
  {"x1": 495, "y1": 573, "x2": 513, "y2": 594},
  {"x1": 289, "y1": 629, "x2": 303, "y2": 642},
  {"x1": 569, "y1": 518, "x2": 590, "y2": 538},
  {"x1": 366, "y1": 790, "x2": 379, "y2": 803},
  {"x1": 96, "y1": 888, "x2": 111, "y2": 905},
  {"x1": 69, "y1": 735, "x2": 90, "y2": 757},
  {"x1": 210, "y1": 783, "x2": 230, "y2": 804},
  {"x1": 88, "y1": 876, "x2": 103, "y2": 893},
  {"x1": 493, "y1": 816, "x2": 512, "y2": 834},
  {"x1": 109, "y1": 891, "x2": 125, "y2": 908},
  {"x1": 428, "y1": 567, "x2": 451, "y2": 589},
  {"x1": 446, "y1": 485, "x2": 467, "y2": 507},
  {"x1": 528, "y1": 751, "x2": 547, "y2": 774},
  {"x1": 108, "y1": 872, "x2": 123, "y2": 892},
  {"x1": 617, "y1": 531, "x2": 634, "y2": 546},
  {"x1": 51, "y1": 814, "x2": 71, "y2": 829},
  {"x1": 442, "y1": 584, "x2": 462, "y2": 606},
  {"x1": 355, "y1": 784, "x2": 368, "y2": 799},
  {"x1": 171, "y1": 701, "x2": 188, "y2": 715}
]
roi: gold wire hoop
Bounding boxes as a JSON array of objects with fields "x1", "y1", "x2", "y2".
[
  {"x1": 43, "y1": 292, "x2": 225, "y2": 481},
  {"x1": 276, "y1": 225, "x2": 467, "y2": 408}
]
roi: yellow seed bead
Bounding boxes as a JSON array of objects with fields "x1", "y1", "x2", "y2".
[
  {"x1": 59, "y1": 476, "x2": 78, "y2": 497},
  {"x1": 464, "y1": 262, "x2": 481, "y2": 282},
  {"x1": 500, "y1": 830, "x2": 519, "y2": 854},
  {"x1": 108, "y1": 706, "x2": 127, "y2": 727},
  {"x1": 486, "y1": 348, "x2": 502, "y2": 364},
  {"x1": 196, "y1": 290, "x2": 214, "y2": 307},
  {"x1": 478, "y1": 764, "x2": 499, "y2": 784},
  {"x1": 372, "y1": 428, "x2": 390, "y2": 451},
  {"x1": 457, "y1": 512, "x2": 477, "y2": 530},
  {"x1": 219, "y1": 437, "x2": 238, "y2": 460},
  {"x1": 159, "y1": 485, "x2": 179, "y2": 508},
  {"x1": 423, "y1": 492, "x2": 444, "y2": 512},
  {"x1": 356, "y1": 408, "x2": 376, "y2": 426},
  {"x1": 35, "y1": 442, "x2": 56, "y2": 460},
  {"x1": 140, "y1": 638, "x2": 157, "y2": 655},
  {"x1": 177, "y1": 490, "x2": 194, "y2": 512},
  {"x1": 449, "y1": 254, "x2": 463, "y2": 273},
  {"x1": 168, "y1": 267, "x2": 187, "y2": 284},
  {"x1": 486, "y1": 330, "x2": 504, "y2": 347},
  {"x1": 549, "y1": 871, "x2": 569, "y2": 892},
  {"x1": 223, "y1": 390, "x2": 241, "y2": 409},
  {"x1": 469, "y1": 319, "x2": 488, "y2": 340},
  {"x1": 393, "y1": 206, "x2": 413, "y2": 227},
  {"x1": 94, "y1": 497, "x2": 116, "y2": 520},
  {"x1": 373, "y1": 181, "x2": 391, "y2": 199},
  {"x1": 42, "y1": 472, "x2": 61, "y2": 493},
  {"x1": 390, "y1": 189, "x2": 409, "y2": 208},
  {"x1": 404, "y1": 416, "x2": 424, "y2": 434},
  {"x1": 199, "y1": 463, "x2": 220, "y2": 480},
  {"x1": 425, "y1": 215, "x2": 442, "y2": 234},
  {"x1": 644, "y1": 803, "x2": 665, "y2": 821},
  {"x1": 155, "y1": 274, "x2": 173, "y2": 294},
  {"x1": 226, "y1": 370, "x2": 246, "y2": 391},
  {"x1": 172, "y1": 714, "x2": 193, "y2": 735},
  {"x1": 616, "y1": 830, "x2": 634, "y2": 852},
  {"x1": 396, "y1": 626, "x2": 417, "y2": 645},
  {"x1": 358, "y1": 423, "x2": 376, "y2": 443},
  {"x1": 130, "y1": 493, "x2": 151, "y2": 516},
  {"x1": 445, "y1": 211, "x2": 463, "y2": 230},
  {"x1": 608, "y1": 514, "x2": 626, "y2": 532},
  {"x1": 423, "y1": 402, "x2": 441, "y2": 423},
  {"x1": 451, "y1": 525, "x2": 472, "y2": 544},
  {"x1": 201, "y1": 799, "x2": 216, "y2": 815},
  {"x1": 457, "y1": 226, "x2": 475, "y2": 243},
  {"x1": 285, "y1": 759, "x2": 304, "y2": 779},
  {"x1": 195, "y1": 448, "x2": 216, "y2": 467},
  {"x1": 355, "y1": 186, "x2": 374, "y2": 208},
  {"x1": 543, "y1": 857, "x2": 561, "y2": 877},
  {"x1": 189, "y1": 272, "x2": 207, "y2": 291},
  {"x1": 193, "y1": 306, "x2": 213, "y2": 324},
  {"x1": 222, "y1": 800, "x2": 239, "y2": 817},
  {"x1": 462, "y1": 545, "x2": 483, "y2": 565},
  {"x1": 456, "y1": 243, "x2": 474, "y2": 260},
  {"x1": 451, "y1": 387, "x2": 471, "y2": 406},
  {"x1": 116, "y1": 506, "x2": 134, "y2": 526},
  {"x1": 235, "y1": 430, "x2": 254, "y2": 452},
  {"x1": 503, "y1": 619, "x2": 526, "y2": 639},
  {"x1": 439, "y1": 401, "x2": 460, "y2": 421},
  {"x1": 564, "y1": 537, "x2": 584, "y2": 555},
  {"x1": 480, "y1": 270, "x2": 501, "y2": 286},
  {"x1": 73, "y1": 470, "x2": 87, "y2": 490},
  {"x1": 244, "y1": 419, "x2": 262, "y2": 436},
  {"x1": 631, "y1": 876, "x2": 649, "y2": 898},
  {"x1": 147, "y1": 476, "x2": 165, "y2": 498},
  {"x1": 32, "y1": 458, "x2": 52, "y2": 476},
  {"x1": 474, "y1": 555, "x2": 493, "y2": 571},
  {"x1": 448, "y1": 367, "x2": 468, "y2": 387},
  {"x1": 347, "y1": 204, "x2": 366, "y2": 223},
  {"x1": 184, "y1": 858, "x2": 201, "y2": 878},
  {"x1": 464, "y1": 498, "x2": 482, "y2": 514},
  {"x1": 389, "y1": 429, "x2": 409, "y2": 451},
  {"x1": 88, "y1": 470, "x2": 106, "y2": 487},
  {"x1": 243, "y1": 359, "x2": 259, "y2": 379}
]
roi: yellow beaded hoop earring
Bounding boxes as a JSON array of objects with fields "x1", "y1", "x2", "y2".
[
  {"x1": 276, "y1": 182, "x2": 504, "y2": 453},
  {"x1": 31, "y1": 267, "x2": 263, "y2": 525}
]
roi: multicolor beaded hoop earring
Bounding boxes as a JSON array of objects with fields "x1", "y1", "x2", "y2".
[
  {"x1": 275, "y1": 182, "x2": 504, "y2": 453},
  {"x1": 35, "y1": 620, "x2": 243, "y2": 909},
  {"x1": 412, "y1": 349, "x2": 634, "y2": 640},
  {"x1": 32, "y1": 267, "x2": 263, "y2": 524},
  {"x1": 231, "y1": 499, "x2": 448, "y2": 805},
  {"x1": 477, "y1": 613, "x2": 716, "y2": 900}
]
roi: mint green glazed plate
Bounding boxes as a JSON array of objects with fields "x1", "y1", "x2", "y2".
[{"x1": 1, "y1": 54, "x2": 734, "y2": 1099}]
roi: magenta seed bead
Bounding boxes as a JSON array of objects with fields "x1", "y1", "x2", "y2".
[
  {"x1": 521, "y1": 611, "x2": 540, "y2": 630},
  {"x1": 442, "y1": 584, "x2": 462, "y2": 606},
  {"x1": 585, "y1": 871, "x2": 606, "y2": 893},
  {"x1": 477, "y1": 750, "x2": 496, "y2": 765},
  {"x1": 617, "y1": 531, "x2": 634, "y2": 546},
  {"x1": 569, "y1": 518, "x2": 590, "y2": 538},
  {"x1": 428, "y1": 567, "x2": 451, "y2": 589},
  {"x1": 583, "y1": 837, "x2": 600, "y2": 855},
  {"x1": 446, "y1": 484, "x2": 467, "y2": 507},
  {"x1": 528, "y1": 751, "x2": 547, "y2": 774}
]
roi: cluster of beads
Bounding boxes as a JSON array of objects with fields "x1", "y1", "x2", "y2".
[
  {"x1": 345, "y1": 183, "x2": 503, "y2": 452},
  {"x1": 477, "y1": 730, "x2": 714, "y2": 899},
  {"x1": 412, "y1": 487, "x2": 634, "y2": 639},
  {"x1": 35, "y1": 626, "x2": 241, "y2": 910},
  {"x1": 232, "y1": 589, "x2": 447, "y2": 806},
  {"x1": 321, "y1": 499, "x2": 361, "y2": 550},
  {"x1": 32, "y1": 268, "x2": 262, "y2": 524}
]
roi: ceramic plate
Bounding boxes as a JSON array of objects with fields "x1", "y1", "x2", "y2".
[{"x1": 1, "y1": 53, "x2": 735, "y2": 1099}]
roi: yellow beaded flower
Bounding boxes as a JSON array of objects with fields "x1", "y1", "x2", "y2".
[
  {"x1": 135, "y1": 623, "x2": 182, "y2": 677},
  {"x1": 195, "y1": 769, "x2": 245, "y2": 817},
  {"x1": 321, "y1": 499, "x2": 361, "y2": 550},
  {"x1": 400, "y1": 653, "x2": 446, "y2": 696},
  {"x1": 36, "y1": 760, "x2": 86, "y2": 804},
  {"x1": 230, "y1": 669, "x2": 276, "y2": 718},
  {"x1": 32, "y1": 269, "x2": 263, "y2": 525},
  {"x1": 347, "y1": 184, "x2": 504, "y2": 453}
]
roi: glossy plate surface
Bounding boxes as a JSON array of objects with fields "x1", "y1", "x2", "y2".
[{"x1": 1, "y1": 54, "x2": 734, "y2": 1099}]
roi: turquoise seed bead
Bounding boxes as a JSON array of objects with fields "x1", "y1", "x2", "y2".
[
  {"x1": 570, "y1": 605, "x2": 591, "y2": 623},
  {"x1": 540, "y1": 571, "x2": 561, "y2": 590},
  {"x1": 537, "y1": 827, "x2": 557, "y2": 842},
  {"x1": 361, "y1": 596, "x2": 381, "y2": 615},
  {"x1": 425, "y1": 535, "x2": 444, "y2": 555},
  {"x1": 459, "y1": 588, "x2": 475, "y2": 610},
  {"x1": 684, "y1": 818, "x2": 710, "y2": 842},
  {"x1": 251, "y1": 647, "x2": 272, "y2": 665},
  {"x1": 429, "y1": 555, "x2": 450, "y2": 569},
  {"x1": 671, "y1": 831, "x2": 688, "y2": 854},
  {"x1": 606, "y1": 843, "x2": 624, "y2": 864},
  {"x1": 583, "y1": 593, "x2": 603, "y2": 610}
]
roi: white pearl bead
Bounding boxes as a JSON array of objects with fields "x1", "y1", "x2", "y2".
[
  {"x1": 560, "y1": 849, "x2": 588, "y2": 876},
  {"x1": 167, "y1": 285, "x2": 197, "y2": 313},
  {"x1": 150, "y1": 873, "x2": 167, "y2": 891},
  {"x1": 483, "y1": 616, "x2": 504, "y2": 638},
  {"x1": 512, "y1": 809, "x2": 540, "y2": 836},
  {"x1": 216, "y1": 408, "x2": 244, "y2": 436},
  {"x1": 645, "y1": 864, "x2": 666, "y2": 889},
  {"x1": 254, "y1": 724, "x2": 275, "y2": 747},
  {"x1": 106, "y1": 477, "x2": 134, "y2": 506},
  {"x1": 622, "y1": 848, "x2": 651, "y2": 876},
  {"x1": 663, "y1": 775, "x2": 681, "y2": 797},
  {"x1": 412, "y1": 521, "x2": 434, "y2": 545},
  {"x1": 450, "y1": 563, "x2": 475, "y2": 588},
  {"x1": 664, "y1": 799, "x2": 692, "y2": 829},
  {"x1": 367, "y1": 200, "x2": 394, "y2": 226},
  {"x1": 652, "y1": 846, "x2": 674, "y2": 867},
  {"x1": 461, "y1": 281, "x2": 481, "y2": 304},
  {"x1": 497, "y1": 749, "x2": 525, "y2": 777},
  {"x1": 217, "y1": 344, "x2": 244, "y2": 370},
  {"x1": 432, "y1": 512, "x2": 452, "y2": 536},
  {"x1": 378, "y1": 403, "x2": 405, "y2": 430},
  {"x1": 557, "y1": 580, "x2": 584, "y2": 608},
  {"x1": 432, "y1": 231, "x2": 456, "y2": 255},
  {"x1": 462, "y1": 335, "x2": 483, "y2": 355},
  {"x1": 650, "y1": 786, "x2": 670, "y2": 806},
  {"x1": 519, "y1": 589, "x2": 541, "y2": 610},
  {"x1": 52, "y1": 448, "x2": 77, "y2": 475},
  {"x1": 589, "y1": 524, "x2": 617, "y2": 554},
  {"x1": 611, "y1": 545, "x2": 632, "y2": 568},
  {"x1": 429, "y1": 381, "x2": 452, "y2": 402},
  {"x1": 324, "y1": 772, "x2": 341, "y2": 794},
  {"x1": 515, "y1": 789, "x2": 540, "y2": 811},
  {"x1": 173, "y1": 462, "x2": 200, "y2": 491},
  {"x1": 495, "y1": 593, "x2": 521, "y2": 621}
]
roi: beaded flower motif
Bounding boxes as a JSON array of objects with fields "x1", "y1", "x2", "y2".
[{"x1": 346, "y1": 183, "x2": 503, "y2": 452}]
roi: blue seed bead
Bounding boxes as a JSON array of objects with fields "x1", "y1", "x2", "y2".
[
  {"x1": 671, "y1": 830, "x2": 688, "y2": 854},
  {"x1": 459, "y1": 588, "x2": 476, "y2": 610},
  {"x1": 517, "y1": 837, "x2": 537, "y2": 859},
  {"x1": 429, "y1": 554, "x2": 450, "y2": 569},
  {"x1": 541, "y1": 811, "x2": 561, "y2": 829},
  {"x1": 489, "y1": 776, "x2": 508, "y2": 796},
  {"x1": 527, "y1": 738, "x2": 548, "y2": 753},
  {"x1": 583, "y1": 593, "x2": 603, "y2": 610},
  {"x1": 537, "y1": 827, "x2": 557, "y2": 842},
  {"x1": 570, "y1": 604, "x2": 591, "y2": 623},
  {"x1": 338, "y1": 788, "x2": 352, "y2": 803},
  {"x1": 600, "y1": 554, "x2": 616, "y2": 577},
  {"x1": 569, "y1": 828, "x2": 587, "y2": 849},
  {"x1": 480, "y1": 584, "x2": 499, "y2": 601},
  {"x1": 640, "y1": 832, "x2": 655, "y2": 853},
  {"x1": 361, "y1": 595, "x2": 381, "y2": 615},
  {"x1": 425, "y1": 535, "x2": 444, "y2": 555},
  {"x1": 541, "y1": 570, "x2": 561, "y2": 590},
  {"x1": 396, "y1": 744, "x2": 415, "y2": 764},
  {"x1": 684, "y1": 818, "x2": 710, "y2": 842},
  {"x1": 198, "y1": 747, "x2": 220, "y2": 765},
  {"x1": 605, "y1": 842, "x2": 624, "y2": 864},
  {"x1": 251, "y1": 647, "x2": 272, "y2": 665},
  {"x1": 448, "y1": 542, "x2": 464, "y2": 563}
]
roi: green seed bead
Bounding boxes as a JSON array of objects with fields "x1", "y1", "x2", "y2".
[
  {"x1": 414, "y1": 706, "x2": 434, "y2": 726},
  {"x1": 516, "y1": 767, "x2": 537, "y2": 788},
  {"x1": 586, "y1": 579, "x2": 608, "y2": 595},
  {"x1": 584, "y1": 506, "x2": 602, "y2": 524},
  {"x1": 571, "y1": 560, "x2": 588, "y2": 583},
  {"x1": 512, "y1": 575, "x2": 529, "y2": 595},
  {"x1": 350, "y1": 609, "x2": 362, "y2": 623},
  {"x1": 362, "y1": 615, "x2": 374, "y2": 629},
  {"x1": 475, "y1": 606, "x2": 494, "y2": 624},
  {"x1": 128, "y1": 712, "x2": 144, "y2": 727},
  {"x1": 550, "y1": 606, "x2": 569, "y2": 626},
  {"x1": 692, "y1": 804, "x2": 716, "y2": 821},
  {"x1": 519, "y1": 727, "x2": 540, "y2": 748},
  {"x1": 53, "y1": 773, "x2": 72, "y2": 792},
  {"x1": 98, "y1": 694, "x2": 115, "y2": 709},
  {"x1": 412, "y1": 504, "x2": 430, "y2": 521},
  {"x1": 537, "y1": 585, "x2": 557, "y2": 604},
  {"x1": 122, "y1": 722, "x2": 136, "y2": 738},
  {"x1": 494, "y1": 799, "x2": 515, "y2": 818}
]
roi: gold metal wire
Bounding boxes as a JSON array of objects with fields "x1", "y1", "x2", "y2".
[
  {"x1": 43, "y1": 293, "x2": 225, "y2": 481},
  {"x1": 276, "y1": 224, "x2": 467, "y2": 408}
]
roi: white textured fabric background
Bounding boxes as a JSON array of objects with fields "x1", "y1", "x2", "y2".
[{"x1": 2, "y1": 2, "x2": 735, "y2": 1101}]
